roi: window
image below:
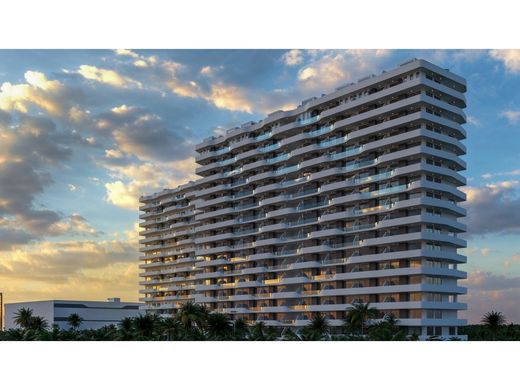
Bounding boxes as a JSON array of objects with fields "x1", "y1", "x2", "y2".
[
  {"x1": 425, "y1": 277, "x2": 443, "y2": 285},
  {"x1": 426, "y1": 243, "x2": 442, "y2": 251},
  {"x1": 427, "y1": 326, "x2": 442, "y2": 336}
]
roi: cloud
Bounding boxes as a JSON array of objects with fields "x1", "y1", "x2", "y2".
[
  {"x1": 282, "y1": 49, "x2": 303, "y2": 66},
  {"x1": 463, "y1": 247, "x2": 492, "y2": 257},
  {"x1": 162, "y1": 61, "x2": 254, "y2": 113},
  {"x1": 466, "y1": 115, "x2": 481, "y2": 127},
  {"x1": 461, "y1": 270, "x2": 520, "y2": 323},
  {"x1": 503, "y1": 253, "x2": 520, "y2": 269},
  {"x1": 0, "y1": 71, "x2": 68, "y2": 116},
  {"x1": 105, "y1": 180, "x2": 139, "y2": 210},
  {"x1": 0, "y1": 113, "x2": 94, "y2": 238},
  {"x1": 489, "y1": 49, "x2": 520, "y2": 73},
  {"x1": 0, "y1": 221, "x2": 35, "y2": 250},
  {"x1": 208, "y1": 84, "x2": 252, "y2": 113},
  {"x1": 481, "y1": 169, "x2": 520, "y2": 180},
  {"x1": 47, "y1": 213, "x2": 101, "y2": 237},
  {"x1": 499, "y1": 110, "x2": 520, "y2": 124},
  {"x1": 114, "y1": 49, "x2": 139, "y2": 58},
  {"x1": 293, "y1": 49, "x2": 392, "y2": 93},
  {"x1": 464, "y1": 181, "x2": 520, "y2": 236},
  {"x1": 103, "y1": 158, "x2": 198, "y2": 210},
  {"x1": 78, "y1": 65, "x2": 141, "y2": 88},
  {"x1": 0, "y1": 232, "x2": 139, "y2": 303},
  {"x1": 95, "y1": 105, "x2": 193, "y2": 161},
  {"x1": 68, "y1": 184, "x2": 77, "y2": 192}
]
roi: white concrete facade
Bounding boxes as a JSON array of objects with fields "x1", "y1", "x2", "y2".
[
  {"x1": 139, "y1": 58, "x2": 468, "y2": 339},
  {"x1": 4, "y1": 299, "x2": 141, "y2": 330}
]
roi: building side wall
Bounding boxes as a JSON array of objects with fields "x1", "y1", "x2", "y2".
[{"x1": 4, "y1": 300, "x2": 140, "y2": 330}]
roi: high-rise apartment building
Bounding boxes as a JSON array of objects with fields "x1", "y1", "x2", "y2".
[{"x1": 139, "y1": 58, "x2": 467, "y2": 339}]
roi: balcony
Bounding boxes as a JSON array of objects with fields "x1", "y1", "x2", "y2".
[{"x1": 298, "y1": 115, "x2": 320, "y2": 126}]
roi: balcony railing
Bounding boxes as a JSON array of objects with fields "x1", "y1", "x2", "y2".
[{"x1": 298, "y1": 115, "x2": 320, "y2": 126}]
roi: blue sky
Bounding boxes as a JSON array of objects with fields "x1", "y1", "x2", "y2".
[{"x1": 0, "y1": 49, "x2": 520, "y2": 323}]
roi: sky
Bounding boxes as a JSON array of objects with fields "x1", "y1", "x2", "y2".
[{"x1": 0, "y1": 49, "x2": 519, "y2": 324}]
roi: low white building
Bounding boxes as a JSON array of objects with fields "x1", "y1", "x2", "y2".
[{"x1": 4, "y1": 298, "x2": 141, "y2": 330}]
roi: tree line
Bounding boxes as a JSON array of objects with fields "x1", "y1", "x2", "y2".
[{"x1": 0, "y1": 303, "x2": 511, "y2": 341}]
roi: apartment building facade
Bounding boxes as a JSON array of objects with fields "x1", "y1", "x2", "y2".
[{"x1": 139, "y1": 58, "x2": 468, "y2": 339}]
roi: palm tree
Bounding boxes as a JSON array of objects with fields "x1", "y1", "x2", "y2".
[
  {"x1": 301, "y1": 313, "x2": 330, "y2": 340},
  {"x1": 344, "y1": 302, "x2": 380, "y2": 337},
  {"x1": 161, "y1": 317, "x2": 183, "y2": 341},
  {"x1": 175, "y1": 302, "x2": 209, "y2": 335},
  {"x1": 67, "y1": 313, "x2": 83, "y2": 330},
  {"x1": 232, "y1": 318, "x2": 250, "y2": 340},
  {"x1": 481, "y1": 311, "x2": 506, "y2": 340},
  {"x1": 280, "y1": 328, "x2": 301, "y2": 341},
  {"x1": 13, "y1": 307, "x2": 34, "y2": 330},
  {"x1": 367, "y1": 314, "x2": 405, "y2": 341},
  {"x1": 134, "y1": 314, "x2": 158, "y2": 339},
  {"x1": 118, "y1": 316, "x2": 135, "y2": 340},
  {"x1": 206, "y1": 312, "x2": 233, "y2": 340},
  {"x1": 30, "y1": 316, "x2": 49, "y2": 332},
  {"x1": 249, "y1": 321, "x2": 268, "y2": 341}
]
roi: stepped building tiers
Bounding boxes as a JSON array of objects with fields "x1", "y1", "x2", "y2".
[{"x1": 139, "y1": 58, "x2": 468, "y2": 339}]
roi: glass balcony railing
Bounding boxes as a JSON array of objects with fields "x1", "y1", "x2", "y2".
[
  {"x1": 359, "y1": 183, "x2": 410, "y2": 198},
  {"x1": 344, "y1": 222, "x2": 376, "y2": 233},
  {"x1": 233, "y1": 202, "x2": 258, "y2": 211},
  {"x1": 225, "y1": 167, "x2": 243, "y2": 177},
  {"x1": 353, "y1": 204, "x2": 393, "y2": 215},
  {"x1": 258, "y1": 143, "x2": 280, "y2": 153},
  {"x1": 329, "y1": 145, "x2": 363, "y2": 160},
  {"x1": 288, "y1": 187, "x2": 319, "y2": 199},
  {"x1": 266, "y1": 154, "x2": 289, "y2": 164},
  {"x1": 219, "y1": 156, "x2": 237, "y2": 166},
  {"x1": 318, "y1": 136, "x2": 346, "y2": 148},
  {"x1": 296, "y1": 200, "x2": 328, "y2": 211},
  {"x1": 282, "y1": 175, "x2": 311, "y2": 187},
  {"x1": 306, "y1": 125, "x2": 333, "y2": 138},
  {"x1": 298, "y1": 115, "x2": 320, "y2": 126},
  {"x1": 274, "y1": 165, "x2": 299, "y2": 175},
  {"x1": 255, "y1": 132, "x2": 272, "y2": 141},
  {"x1": 343, "y1": 158, "x2": 376, "y2": 172},
  {"x1": 286, "y1": 217, "x2": 318, "y2": 227},
  {"x1": 214, "y1": 147, "x2": 230, "y2": 155},
  {"x1": 231, "y1": 190, "x2": 253, "y2": 199},
  {"x1": 351, "y1": 170, "x2": 393, "y2": 185},
  {"x1": 236, "y1": 214, "x2": 265, "y2": 223}
]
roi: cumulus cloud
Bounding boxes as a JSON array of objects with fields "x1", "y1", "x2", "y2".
[
  {"x1": 499, "y1": 110, "x2": 520, "y2": 124},
  {"x1": 489, "y1": 49, "x2": 520, "y2": 73},
  {"x1": 146, "y1": 59, "x2": 254, "y2": 113},
  {"x1": 114, "y1": 49, "x2": 139, "y2": 58},
  {"x1": 0, "y1": 71, "x2": 76, "y2": 116},
  {"x1": 208, "y1": 84, "x2": 252, "y2": 113},
  {"x1": 464, "y1": 181, "x2": 520, "y2": 236},
  {"x1": 282, "y1": 49, "x2": 303, "y2": 66},
  {"x1": 78, "y1": 65, "x2": 142, "y2": 88},
  {"x1": 103, "y1": 158, "x2": 198, "y2": 210},
  {"x1": 293, "y1": 49, "x2": 391, "y2": 93}
]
